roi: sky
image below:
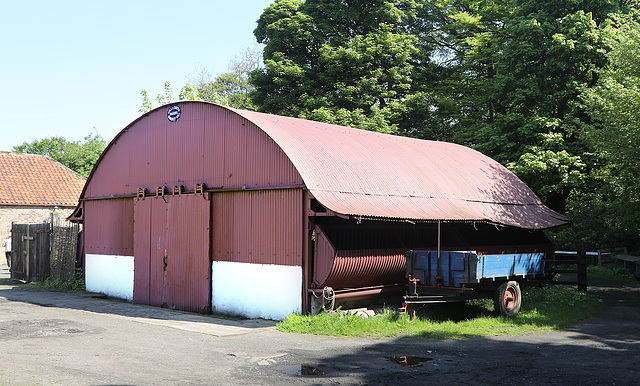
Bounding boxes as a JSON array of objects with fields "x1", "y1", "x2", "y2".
[{"x1": 0, "y1": 0, "x2": 274, "y2": 151}]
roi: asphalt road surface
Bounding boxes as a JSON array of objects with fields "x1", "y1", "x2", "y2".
[{"x1": 1, "y1": 264, "x2": 639, "y2": 385}]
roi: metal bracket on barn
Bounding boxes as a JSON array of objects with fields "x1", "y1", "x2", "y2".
[
  {"x1": 173, "y1": 185, "x2": 184, "y2": 196},
  {"x1": 137, "y1": 188, "x2": 147, "y2": 198},
  {"x1": 195, "y1": 183, "x2": 208, "y2": 200}
]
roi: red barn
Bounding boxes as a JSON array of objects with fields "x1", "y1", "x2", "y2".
[{"x1": 73, "y1": 101, "x2": 568, "y2": 320}]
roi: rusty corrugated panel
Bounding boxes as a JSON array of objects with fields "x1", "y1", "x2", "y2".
[
  {"x1": 134, "y1": 195, "x2": 211, "y2": 313},
  {"x1": 210, "y1": 191, "x2": 233, "y2": 262},
  {"x1": 199, "y1": 105, "x2": 229, "y2": 189},
  {"x1": 84, "y1": 198, "x2": 133, "y2": 255},
  {"x1": 164, "y1": 104, "x2": 205, "y2": 189},
  {"x1": 164, "y1": 194, "x2": 211, "y2": 313},
  {"x1": 312, "y1": 225, "x2": 336, "y2": 288},
  {"x1": 222, "y1": 112, "x2": 245, "y2": 189},
  {"x1": 211, "y1": 189, "x2": 303, "y2": 266},
  {"x1": 133, "y1": 197, "x2": 152, "y2": 304},
  {"x1": 148, "y1": 197, "x2": 166, "y2": 307},
  {"x1": 81, "y1": 103, "x2": 304, "y2": 200},
  {"x1": 231, "y1": 107, "x2": 570, "y2": 230},
  {"x1": 319, "y1": 249, "x2": 407, "y2": 290},
  {"x1": 81, "y1": 101, "x2": 565, "y2": 229}
]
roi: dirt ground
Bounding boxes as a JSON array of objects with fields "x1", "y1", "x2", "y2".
[{"x1": 0, "y1": 263, "x2": 639, "y2": 385}]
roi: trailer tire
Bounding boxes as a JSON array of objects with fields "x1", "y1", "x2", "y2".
[{"x1": 494, "y1": 281, "x2": 521, "y2": 317}]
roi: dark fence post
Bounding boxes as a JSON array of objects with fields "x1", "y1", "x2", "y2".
[{"x1": 577, "y1": 245, "x2": 588, "y2": 292}]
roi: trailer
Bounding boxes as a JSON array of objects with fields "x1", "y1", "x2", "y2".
[{"x1": 403, "y1": 250, "x2": 550, "y2": 317}]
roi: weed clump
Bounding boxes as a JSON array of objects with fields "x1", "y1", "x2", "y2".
[{"x1": 36, "y1": 272, "x2": 85, "y2": 292}]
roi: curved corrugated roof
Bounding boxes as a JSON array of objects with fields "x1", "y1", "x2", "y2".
[
  {"x1": 78, "y1": 101, "x2": 569, "y2": 229},
  {"x1": 229, "y1": 107, "x2": 569, "y2": 229}
]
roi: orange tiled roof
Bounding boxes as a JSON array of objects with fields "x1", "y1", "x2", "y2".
[{"x1": 0, "y1": 152, "x2": 85, "y2": 207}]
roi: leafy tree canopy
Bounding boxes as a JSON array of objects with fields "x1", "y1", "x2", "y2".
[
  {"x1": 12, "y1": 132, "x2": 106, "y2": 178},
  {"x1": 565, "y1": 11, "x2": 640, "y2": 251},
  {"x1": 139, "y1": 46, "x2": 262, "y2": 113},
  {"x1": 250, "y1": 0, "x2": 638, "y2": 251},
  {"x1": 251, "y1": 0, "x2": 439, "y2": 137}
]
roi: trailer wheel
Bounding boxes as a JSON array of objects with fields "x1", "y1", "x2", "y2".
[{"x1": 494, "y1": 281, "x2": 521, "y2": 317}]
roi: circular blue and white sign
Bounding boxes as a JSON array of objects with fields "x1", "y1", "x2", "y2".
[{"x1": 167, "y1": 105, "x2": 181, "y2": 122}]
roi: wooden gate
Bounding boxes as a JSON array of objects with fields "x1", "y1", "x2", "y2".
[
  {"x1": 133, "y1": 194, "x2": 212, "y2": 313},
  {"x1": 11, "y1": 222, "x2": 51, "y2": 282}
]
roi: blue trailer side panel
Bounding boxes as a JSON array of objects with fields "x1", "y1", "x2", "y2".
[
  {"x1": 408, "y1": 251, "x2": 477, "y2": 287},
  {"x1": 478, "y1": 253, "x2": 545, "y2": 280},
  {"x1": 406, "y1": 251, "x2": 546, "y2": 287}
]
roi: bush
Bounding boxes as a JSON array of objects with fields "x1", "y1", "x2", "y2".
[
  {"x1": 587, "y1": 263, "x2": 639, "y2": 286},
  {"x1": 42, "y1": 272, "x2": 85, "y2": 291}
]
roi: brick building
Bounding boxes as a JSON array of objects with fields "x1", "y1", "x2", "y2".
[{"x1": 0, "y1": 152, "x2": 85, "y2": 256}]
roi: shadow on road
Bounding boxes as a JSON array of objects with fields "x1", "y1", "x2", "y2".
[
  {"x1": 270, "y1": 280, "x2": 640, "y2": 385},
  {"x1": 0, "y1": 284, "x2": 276, "y2": 334}
]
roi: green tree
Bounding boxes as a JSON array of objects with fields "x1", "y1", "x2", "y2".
[
  {"x1": 431, "y1": 0, "x2": 622, "y2": 213},
  {"x1": 13, "y1": 133, "x2": 106, "y2": 178},
  {"x1": 251, "y1": 0, "x2": 437, "y2": 136},
  {"x1": 139, "y1": 82, "x2": 200, "y2": 114},
  {"x1": 252, "y1": 0, "x2": 625, "y2": 213},
  {"x1": 139, "y1": 46, "x2": 262, "y2": 112},
  {"x1": 569, "y1": 11, "x2": 640, "y2": 251},
  {"x1": 190, "y1": 46, "x2": 262, "y2": 110},
  {"x1": 139, "y1": 89, "x2": 153, "y2": 113}
]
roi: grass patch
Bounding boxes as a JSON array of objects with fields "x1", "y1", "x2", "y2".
[
  {"x1": 0, "y1": 278, "x2": 24, "y2": 285},
  {"x1": 277, "y1": 285, "x2": 603, "y2": 339},
  {"x1": 587, "y1": 263, "x2": 639, "y2": 287},
  {"x1": 26, "y1": 272, "x2": 86, "y2": 292}
]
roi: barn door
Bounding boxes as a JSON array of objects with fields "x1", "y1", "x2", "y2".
[{"x1": 133, "y1": 194, "x2": 211, "y2": 313}]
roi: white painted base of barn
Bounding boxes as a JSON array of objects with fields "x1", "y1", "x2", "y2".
[
  {"x1": 85, "y1": 254, "x2": 134, "y2": 300},
  {"x1": 211, "y1": 261, "x2": 302, "y2": 321}
]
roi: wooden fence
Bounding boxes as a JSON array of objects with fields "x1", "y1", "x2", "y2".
[
  {"x1": 10, "y1": 217, "x2": 80, "y2": 282},
  {"x1": 50, "y1": 218, "x2": 81, "y2": 282},
  {"x1": 548, "y1": 247, "x2": 589, "y2": 292}
]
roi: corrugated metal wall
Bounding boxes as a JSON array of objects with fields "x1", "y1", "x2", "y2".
[
  {"x1": 312, "y1": 225, "x2": 336, "y2": 288},
  {"x1": 319, "y1": 249, "x2": 407, "y2": 289},
  {"x1": 133, "y1": 195, "x2": 211, "y2": 313},
  {"x1": 84, "y1": 103, "x2": 304, "y2": 199},
  {"x1": 311, "y1": 224, "x2": 407, "y2": 290},
  {"x1": 212, "y1": 189, "x2": 303, "y2": 266},
  {"x1": 164, "y1": 194, "x2": 211, "y2": 312},
  {"x1": 84, "y1": 199, "x2": 134, "y2": 256},
  {"x1": 133, "y1": 198, "x2": 152, "y2": 304}
]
